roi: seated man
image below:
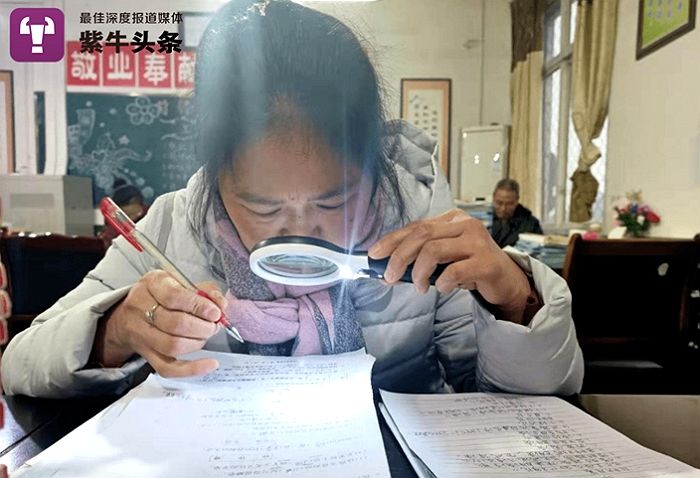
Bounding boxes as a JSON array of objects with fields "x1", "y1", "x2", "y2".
[{"x1": 490, "y1": 179, "x2": 543, "y2": 248}]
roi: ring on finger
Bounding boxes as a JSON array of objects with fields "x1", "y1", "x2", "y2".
[{"x1": 144, "y1": 303, "x2": 160, "y2": 326}]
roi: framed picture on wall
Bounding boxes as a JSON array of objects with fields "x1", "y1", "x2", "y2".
[
  {"x1": 400, "y1": 78, "x2": 452, "y2": 178},
  {"x1": 0, "y1": 70, "x2": 15, "y2": 173},
  {"x1": 637, "y1": 0, "x2": 696, "y2": 59}
]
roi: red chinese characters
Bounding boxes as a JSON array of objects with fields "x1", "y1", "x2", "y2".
[{"x1": 66, "y1": 40, "x2": 195, "y2": 91}]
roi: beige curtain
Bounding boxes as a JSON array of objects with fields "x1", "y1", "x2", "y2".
[
  {"x1": 509, "y1": 0, "x2": 544, "y2": 212},
  {"x1": 569, "y1": 0, "x2": 618, "y2": 222}
]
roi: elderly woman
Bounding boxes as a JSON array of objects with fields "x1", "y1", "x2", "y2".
[{"x1": 2, "y1": 0, "x2": 582, "y2": 399}]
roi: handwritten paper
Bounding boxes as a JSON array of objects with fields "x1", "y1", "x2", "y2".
[
  {"x1": 380, "y1": 391, "x2": 700, "y2": 478},
  {"x1": 15, "y1": 351, "x2": 391, "y2": 478}
]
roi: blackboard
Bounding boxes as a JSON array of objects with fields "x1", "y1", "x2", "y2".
[{"x1": 66, "y1": 93, "x2": 199, "y2": 205}]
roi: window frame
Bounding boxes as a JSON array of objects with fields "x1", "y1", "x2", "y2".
[{"x1": 542, "y1": 0, "x2": 575, "y2": 228}]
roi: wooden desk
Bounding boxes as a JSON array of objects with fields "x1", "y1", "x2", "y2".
[
  {"x1": 0, "y1": 394, "x2": 114, "y2": 472},
  {"x1": 562, "y1": 234, "x2": 700, "y2": 394},
  {"x1": 0, "y1": 394, "x2": 418, "y2": 477}
]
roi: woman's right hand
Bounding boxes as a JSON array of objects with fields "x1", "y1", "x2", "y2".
[{"x1": 92, "y1": 270, "x2": 226, "y2": 377}]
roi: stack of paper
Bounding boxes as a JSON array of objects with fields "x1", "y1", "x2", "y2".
[
  {"x1": 14, "y1": 351, "x2": 391, "y2": 478},
  {"x1": 514, "y1": 234, "x2": 568, "y2": 269},
  {"x1": 380, "y1": 391, "x2": 700, "y2": 478},
  {"x1": 517, "y1": 233, "x2": 570, "y2": 246}
]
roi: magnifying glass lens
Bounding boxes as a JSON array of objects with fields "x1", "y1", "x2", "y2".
[{"x1": 258, "y1": 253, "x2": 338, "y2": 279}]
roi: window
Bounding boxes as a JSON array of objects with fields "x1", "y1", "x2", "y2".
[{"x1": 542, "y1": 0, "x2": 607, "y2": 227}]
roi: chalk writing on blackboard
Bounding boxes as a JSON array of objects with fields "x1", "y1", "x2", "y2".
[{"x1": 67, "y1": 93, "x2": 199, "y2": 205}]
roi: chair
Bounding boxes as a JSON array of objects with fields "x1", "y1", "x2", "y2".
[
  {"x1": 0, "y1": 232, "x2": 107, "y2": 341},
  {"x1": 562, "y1": 234, "x2": 700, "y2": 394}
]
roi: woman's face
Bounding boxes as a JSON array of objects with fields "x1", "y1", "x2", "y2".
[
  {"x1": 218, "y1": 128, "x2": 363, "y2": 251},
  {"x1": 122, "y1": 199, "x2": 145, "y2": 221}
]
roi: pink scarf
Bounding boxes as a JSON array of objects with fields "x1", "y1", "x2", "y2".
[{"x1": 212, "y1": 178, "x2": 382, "y2": 356}]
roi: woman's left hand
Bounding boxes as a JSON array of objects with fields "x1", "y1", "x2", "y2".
[{"x1": 368, "y1": 209, "x2": 532, "y2": 324}]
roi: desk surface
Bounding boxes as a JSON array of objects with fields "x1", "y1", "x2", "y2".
[{"x1": 0, "y1": 394, "x2": 418, "y2": 477}]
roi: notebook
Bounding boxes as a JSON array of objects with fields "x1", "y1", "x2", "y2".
[
  {"x1": 14, "y1": 350, "x2": 391, "y2": 478},
  {"x1": 379, "y1": 390, "x2": 700, "y2": 478}
]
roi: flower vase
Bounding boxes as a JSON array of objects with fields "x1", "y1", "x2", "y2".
[{"x1": 625, "y1": 228, "x2": 648, "y2": 238}]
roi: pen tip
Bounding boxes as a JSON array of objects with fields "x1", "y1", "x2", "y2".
[{"x1": 226, "y1": 325, "x2": 244, "y2": 343}]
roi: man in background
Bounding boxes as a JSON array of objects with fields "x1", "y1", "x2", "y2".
[{"x1": 490, "y1": 179, "x2": 543, "y2": 248}]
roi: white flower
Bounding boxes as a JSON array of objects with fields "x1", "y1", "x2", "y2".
[{"x1": 613, "y1": 197, "x2": 631, "y2": 211}]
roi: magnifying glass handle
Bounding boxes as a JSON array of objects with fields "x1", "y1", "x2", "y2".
[{"x1": 367, "y1": 257, "x2": 450, "y2": 285}]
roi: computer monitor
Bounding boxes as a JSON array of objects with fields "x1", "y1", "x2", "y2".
[{"x1": 0, "y1": 175, "x2": 94, "y2": 236}]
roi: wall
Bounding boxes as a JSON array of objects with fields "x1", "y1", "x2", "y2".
[
  {"x1": 303, "y1": 0, "x2": 511, "y2": 190},
  {"x1": 606, "y1": 2, "x2": 700, "y2": 238},
  {"x1": 0, "y1": 0, "x2": 67, "y2": 176}
]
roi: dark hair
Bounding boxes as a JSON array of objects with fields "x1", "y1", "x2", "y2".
[
  {"x1": 494, "y1": 178, "x2": 520, "y2": 199},
  {"x1": 190, "y1": 0, "x2": 405, "y2": 235},
  {"x1": 112, "y1": 178, "x2": 144, "y2": 207}
]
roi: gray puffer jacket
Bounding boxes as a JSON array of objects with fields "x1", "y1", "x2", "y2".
[{"x1": 1, "y1": 121, "x2": 583, "y2": 398}]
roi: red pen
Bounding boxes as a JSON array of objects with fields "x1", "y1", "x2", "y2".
[{"x1": 100, "y1": 197, "x2": 244, "y2": 343}]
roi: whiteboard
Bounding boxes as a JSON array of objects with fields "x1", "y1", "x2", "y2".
[{"x1": 458, "y1": 125, "x2": 509, "y2": 201}]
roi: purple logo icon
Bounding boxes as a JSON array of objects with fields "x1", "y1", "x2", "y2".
[{"x1": 9, "y1": 8, "x2": 65, "y2": 62}]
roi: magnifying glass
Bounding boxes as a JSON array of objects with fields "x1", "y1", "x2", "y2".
[{"x1": 249, "y1": 236, "x2": 449, "y2": 287}]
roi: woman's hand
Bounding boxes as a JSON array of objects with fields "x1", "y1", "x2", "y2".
[
  {"x1": 92, "y1": 270, "x2": 226, "y2": 377},
  {"x1": 368, "y1": 209, "x2": 532, "y2": 324}
]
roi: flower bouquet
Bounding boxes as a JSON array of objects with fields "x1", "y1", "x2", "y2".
[{"x1": 613, "y1": 191, "x2": 660, "y2": 238}]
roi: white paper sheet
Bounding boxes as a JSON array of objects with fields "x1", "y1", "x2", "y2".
[
  {"x1": 380, "y1": 391, "x2": 700, "y2": 478},
  {"x1": 14, "y1": 351, "x2": 390, "y2": 478}
]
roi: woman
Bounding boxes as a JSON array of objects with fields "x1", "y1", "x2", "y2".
[
  {"x1": 1, "y1": 0, "x2": 582, "y2": 398},
  {"x1": 98, "y1": 178, "x2": 149, "y2": 246}
]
